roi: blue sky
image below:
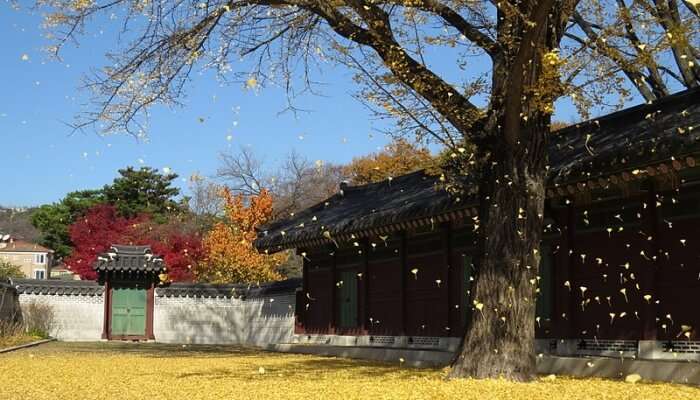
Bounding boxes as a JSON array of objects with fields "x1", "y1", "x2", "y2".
[
  {"x1": 1, "y1": 3, "x2": 399, "y2": 207},
  {"x1": 0, "y1": 2, "x2": 639, "y2": 207}
]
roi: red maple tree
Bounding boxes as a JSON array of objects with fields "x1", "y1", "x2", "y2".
[{"x1": 65, "y1": 204, "x2": 202, "y2": 281}]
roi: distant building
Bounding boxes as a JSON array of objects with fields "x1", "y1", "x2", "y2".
[
  {"x1": 49, "y1": 263, "x2": 80, "y2": 280},
  {"x1": 0, "y1": 238, "x2": 53, "y2": 279}
]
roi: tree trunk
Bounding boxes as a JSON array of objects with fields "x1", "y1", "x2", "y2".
[
  {"x1": 449, "y1": 115, "x2": 548, "y2": 381},
  {"x1": 446, "y1": 0, "x2": 568, "y2": 381}
]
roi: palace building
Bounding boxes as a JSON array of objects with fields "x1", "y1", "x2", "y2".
[{"x1": 255, "y1": 87, "x2": 700, "y2": 359}]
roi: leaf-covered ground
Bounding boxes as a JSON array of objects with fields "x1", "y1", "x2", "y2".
[{"x1": 1, "y1": 342, "x2": 699, "y2": 399}]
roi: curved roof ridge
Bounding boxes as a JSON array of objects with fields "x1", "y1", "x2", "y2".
[
  {"x1": 342, "y1": 169, "x2": 432, "y2": 192},
  {"x1": 552, "y1": 86, "x2": 700, "y2": 138}
]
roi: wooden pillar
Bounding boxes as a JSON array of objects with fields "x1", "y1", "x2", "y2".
[
  {"x1": 330, "y1": 248, "x2": 337, "y2": 334},
  {"x1": 301, "y1": 249, "x2": 309, "y2": 304},
  {"x1": 443, "y1": 223, "x2": 452, "y2": 334},
  {"x1": 399, "y1": 231, "x2": 407, "y2": 336},
  {"x1": 554, "y1": 201, "x2": 575, "y2": 339},
  {"x1": 101, "y1": 274, "x2": 111, "y2": 340},
  {"x1": 300, "y1": 249, "x2": 309, "y2": 333},
  {"x1": 146, "y1": 279, "x2": 155, "y2": 340},
  {"x1": 361, "y1": 239, "x2": 369, "y2": 333},
  {"x1": 641, "y1": 181, "x2": 660, "y2": 340},
  {"x1": 300, "y1": 249, "x2": 309, "y2": 295}
]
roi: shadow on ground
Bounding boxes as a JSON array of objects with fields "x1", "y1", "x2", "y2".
[
  {"x1": 19, "y1": 341, "x2": 263, "y2": 357},
  {"x1": 9, "y1": 341, "x2": 424, "y2": 380}
]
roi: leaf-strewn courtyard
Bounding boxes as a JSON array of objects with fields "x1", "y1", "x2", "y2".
[{"x1": 1, "y1": 342, "x2": 699, "y2": 400}]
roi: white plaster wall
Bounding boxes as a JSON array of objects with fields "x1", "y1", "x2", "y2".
[
  {"x1": 153, "y1": 293, "x2": 295, "y2": 347},
  {"x1": 13, "y1": 290, "x2": 296, "y2": 346},
  {"x1": 18, "y1": 293, "x2": 104, "y2": 341},
  {"x1": 242, "y1": 294, "x2": 296, "y2": 347}
]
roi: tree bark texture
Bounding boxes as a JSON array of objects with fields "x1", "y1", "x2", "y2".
[
  {"x1": 449, "y1": 3, "x2": 558, "y2": 377},
  {"x1": 449, "y1": 117, "x2": 547, "y2": 381}
]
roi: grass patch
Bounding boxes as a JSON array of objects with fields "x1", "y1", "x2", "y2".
[
  {"x1": 1, "y1": 342, "x2": 699, "y2": 399},
  {"x1": 0, "y1": 333, "x2": 44, "y2": 349}
]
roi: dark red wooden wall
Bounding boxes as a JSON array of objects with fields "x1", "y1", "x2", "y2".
[
  {"x1": 302, "y1": 249, "x2": 333, "y2": 334},
  {"x1": 295, "y1": 182, "x2": 700, "y2": 342},
  {"x1": 404, "y1": 229, "x2": 449, "y2": 337},
  {"x1": 655, "y1": 189, "x2": 700, "y2": 341},
  {"x1": 367, "y1": 235, "x2": 403, "y2": 335}
]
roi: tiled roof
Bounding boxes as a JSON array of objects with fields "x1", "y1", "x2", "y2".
[
  {"x1": 0, "y1": 240, "x2": 53, "y2": 253},
  {"x1": 10, "y1": 278, "x2": 104, "y2": 296},
  {"x1": 255, "y1": 171, "x2": 454, "y2": 252},
  {"x1": 255, "y1": 87, "x2": 700, "y2": 252},
  {"x1": 93, "y1": 244, "x2": 165, "y2": 273},
  {"x1": 6, "y1": 277, "x2": 300, "y2": 298},
  {"x1": 156, "y1": 278, "x2": 302, "y2": 299},
  {"x1": 549, "y1": 86, "x2": 700, "y2": 185}
]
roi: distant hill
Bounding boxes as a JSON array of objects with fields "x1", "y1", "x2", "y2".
[{"x1": 0, "y1": 206, "x2": 40, "y2": 241}]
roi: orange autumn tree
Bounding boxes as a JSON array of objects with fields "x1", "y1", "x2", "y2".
[{"x1": 199, "y1": 188, "x2": 286, "y2": 284}]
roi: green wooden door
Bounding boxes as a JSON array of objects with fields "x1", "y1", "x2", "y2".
[
  {"x1": 337, "y1": 270, "x2": 358, "y2": 328},
  {"x1": 111, "y1": 282, "x2": 147, "y2": 336},
  {"x1": 536, "y1": 245, "x2": 553, "y2": 321}
]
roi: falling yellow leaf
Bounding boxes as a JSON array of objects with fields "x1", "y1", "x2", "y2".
[{"x1": 246, "y1": 76, "x2": 258, "y2": 89}]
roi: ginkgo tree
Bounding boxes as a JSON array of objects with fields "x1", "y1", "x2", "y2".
[
  {"x1": 344, "y1": 138, "x2": 435, "y2": 184},
  {"x1": 36, "y1": 0, "x2": 698, "y2": 381}
]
